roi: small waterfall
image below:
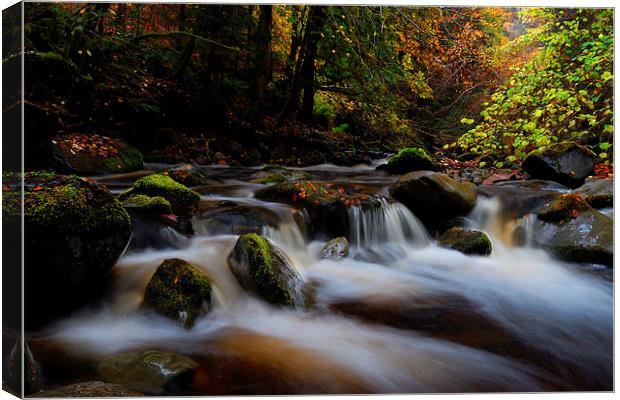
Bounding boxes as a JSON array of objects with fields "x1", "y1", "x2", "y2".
[{"x1": 347, "y1": 197, "x2": 429, "y2": 262}]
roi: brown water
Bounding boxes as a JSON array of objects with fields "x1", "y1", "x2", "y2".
[{"x1": 30, "y1": 162, "x2": 613, "y2": 394}]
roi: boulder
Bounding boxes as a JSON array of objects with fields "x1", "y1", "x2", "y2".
[
  {"x1": 31, "y1": 381, "x2": 143, "y2": 397},
  {"x1": 97, "y1": 350, "x2": 198, "y2": 394},
  {"x1": 143, "y1": 259, "x2": 212, "y2": 328},
  {"x1": 228, "y1": 233, "x2": 305, "y2": 307},
  {"x1": 119, "y1": 174, "x2": 200, "y2": 216},
  {"x1": 533, "y1": 208, "x2": 612, "y2": 267},
  {"x1": 121, "y1": 194, "x2": 172, "y2": 215},
  {"x1": 534, "y1": 193, "x2": 591, "y2": 223},
  {"x1": 319, "y1": 237, "x2": 350, "y2": 260},
  {"x1": 51, "y1": 134, "x2": 143, "y2": 175},
  {"x1": 161, "y1": 164, "x2": 220, "y2": 187},
  {"x1": 438, "y1": 227, "x2": 492, "y2": 256},
  {"x1": 389, "y1": 171, "x2": 477, "y2": 228},
  {"x1": 2, "y1": 172, "x2": 131, "y2": 328},
  {"x1": 575, "y1": 178, "x2": 613, "y2": 208},
  {"x1": 194, "y1": 204, "x2": 280, "y2": 235},
  {"x1": 250, "y1": 169, "x2": 313, "y2": 185},
  {"x1": 386, "y1": 147, "x2": 438, "y2": 174},
  {"x1": 522, "y1": 143, "x2": 595, "y2": 188}
]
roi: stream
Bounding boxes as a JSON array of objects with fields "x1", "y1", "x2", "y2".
[{"x1": 30, "y1": 162, "x2": 612, "y2": 394}]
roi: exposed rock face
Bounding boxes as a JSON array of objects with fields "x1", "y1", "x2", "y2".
[
  {"x1": 143, "y1": 258, "x2": 213, "y2": 327},
  {"x1": 522, "y1": 143, "x2": 595, "y2": 188},
  {"x1": 389, "y1": 171, "x2": 477, "y2": 228},
  {"x1": 319, "y1": 237, "x2": 350, "y2": 260},
  {"x1": 51, "y1": 134, "x2": 143, "y2": 175},
  {"x1": 2, "y1": 172, "x2": 131, "y2": 328},
  {"x1": 438, "y1": 227, "x2": 492, "y2": 256},
  {"x1": 532, "y1": 207, "x2": 613, "y2": 267},
  {"x1": 97, "y1": 350, "x2": 198, "y2": 394},
  {"x1": 119, "y1": 174, "x2": 200, "y2": 216},
  {"x1": 386, "y1": 147, "x2": 438, "y2": 175},
  {"x1": 575, "y1": 178, "x2": 613, "y2": 208},
  {"x1": 228, "y1": 233, "x2": 305, "y2": 307},
  {"x1": 31, "y1": 381, "x2": 143, "y2": 397},
  {"x1": 194, "y1": 203, "x2": 280, "y2": 235}
]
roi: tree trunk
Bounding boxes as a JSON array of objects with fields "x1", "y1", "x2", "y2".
[
  {"x1": 254, "y1": 5, "x2": 273, "y2": 106},
  {"x1": 299, "y1": 6, "x2": 325, "y2": 122}
]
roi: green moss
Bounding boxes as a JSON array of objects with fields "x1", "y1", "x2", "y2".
[
  {"x1": 262, "y1": 164, "x2": 285, "y2": 172},
  {"x1": 119, "y1": 174, "x2": 200, "y2": 216},
  {"x1": 103, "y1": 146, "x2": 144, "y2": 173},
  {"x1": 121, "y1": 194, "x2": 172, "y2": 214},
  {"x1": 438, "y1": 227, "x2": 492, "y2": 256},
  {"x1": 143, "y1": 258, "x2": 212, "y2": 328},
  {"x1": 254, "y1": 173, "x2": 287, "y2": 184},
  {"x1": 237, "y1": 233, "x2": 295, "y2": 307},
  {"x1": 387, "y1": 147, "x2": 437, "y2": 174},
  {"x1": 3, "y1": 173, "x2": 130, "y2": 234}
]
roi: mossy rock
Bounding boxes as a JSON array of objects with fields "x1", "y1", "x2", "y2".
[
  {"x1": 121, "y1": 194, "x2": 172, "y2": 215},
  {"x1": 98, "y1": 350, "x2": 198, "y2": 394},
  {"x1": 522, "y1": 142, "x2": 595, "y2": 188},
  {"x1": 119, "y1": 174, "x2": 200, "y2": 216},
  {"x1": 252, "y1": 172, "x2": 288, "y2": 184},
  {"x1": 389, "y1": 171, "x2": 477, "y2": 229},
  {"x1": 161, "y1": 164, "x2": 220, "y2": 186},
  {"x1": 2, "y1": 172, "x2": 131, "y2": 328},
  {"x1": 51, "y1": 134, "x2": 143, "y2": 175},
  {"x1": 386, "y1": 147, "x2": 438, "y2": 175},
  {"x1": 143, "y1": 258, "x2": 212, "y2": 328},
  {"x1": 251, "y1": 170, "x2": 313, "y2": 185},
  {"x1": 438, "y1": 227, "x2": 492, "y2": 256},
  {"x1": 228, "y1": 233, "x2": 305, "y2": 307},
  {"x1": 31, "y1": 381, "x2": 143, "y2": 397}
]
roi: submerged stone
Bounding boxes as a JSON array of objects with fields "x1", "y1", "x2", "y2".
[
  {"x1": 119, "y1": 174, "x2": 200, "y2": 216},
  {"x1": 522, "y1": 142, "x2": 595, "y2": 188},
  {"x1": 228, "y1": 233, "x2": 305, "y2": 307},
  {"x1": 31, "y1": 381, "x2": 143, "y2": 397},
  {"x1": 438, "y1": 227, "x2": 492, "y2": 256},
  {"x1": 98, "y1": 350, "x2": 198, "y2": 394},
  {"x1": 319, "y1": 237, "x2": 350, "y2": 260},
  {"x1": 143, "y1": 258, "x2": 213, "y2": 327}
]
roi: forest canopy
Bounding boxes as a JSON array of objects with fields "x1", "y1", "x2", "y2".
[{"x1": 16, "y1": 3, "x2": 614, "y2": 168}]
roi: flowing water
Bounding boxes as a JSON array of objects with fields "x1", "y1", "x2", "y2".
[{"x1": 31, "y1": 163, "x2": 613, "y2": 394}]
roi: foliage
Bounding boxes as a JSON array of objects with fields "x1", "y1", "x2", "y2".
[{"x1": 452, "y1": 8, "x2": 613, "y2": 166}]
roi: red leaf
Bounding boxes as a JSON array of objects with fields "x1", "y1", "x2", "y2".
[
  {"x1": 571, "y1": 209, "x2": 580, "y2": 218},
  {"x1": 32, "y1": 186, "x2": 44, "y2": 191},
  {"x1": 165, "y1": 214, "x2": 178, "y2": 222}
]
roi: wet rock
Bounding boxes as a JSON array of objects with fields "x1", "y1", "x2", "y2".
[
  {"x1": 161, "y1": 164, "x2": 220, "y2": 187},
  {"x1": 575, "y1": 178, "x2": 613, "y2": 208},
  {"x1": 143, "y1": 259, "x2": 213, "y2": 328},
  {"x1": 319, "y1": 237, "x2": 350, "y2": 260},
  {"x1": 228, "y1": 233, "x2": 305, "y2": 307},
  {"x1": 194, "y1": 204, "x2": 279, "y2": 235},
  {"x1": 522, "y1": 143, "x2": 595, "y2": 188},
  {"x1": 98, "y1": 350, "x2": 198, "y2": 394},
  {"x1": 125, "y1": 212, "x2": 192, "y2": 252},
  {"x1": 438, "y1": 227, "x2": 492, "y2": 256},
  {"x1": 31, "y1": 381, "x2": 143, "y2": 397},
  {"x1": 51, "y1": 134, "x2": 143, "y2": 175},
  {"x1": 386, "y1": 147, "x2": 438, "y2": 175},
  {"x1": 119, "y1": 174, "x2": 200, "y2": 216},
  {"x1": 2, "y1": 172, "x2": 131, "y2": 328},
  {"x1": 389, "y1": 171, "x2": 477, "y2": 229},
  {"x1": 534, "y1": 193, "x2": 591, "y2": 223},
  {"x1": 533, "y1": 208, "x2": 613, "y2": 267},
  {"x1": 250, "y1": 169, "x2": 312, "y2": 185},
  {"x1": 121, "y1": 194, "x2": 172, "y2": 215},
  {"x1": 254, "y1": 181, "x2": 353, "y2": 239}
]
